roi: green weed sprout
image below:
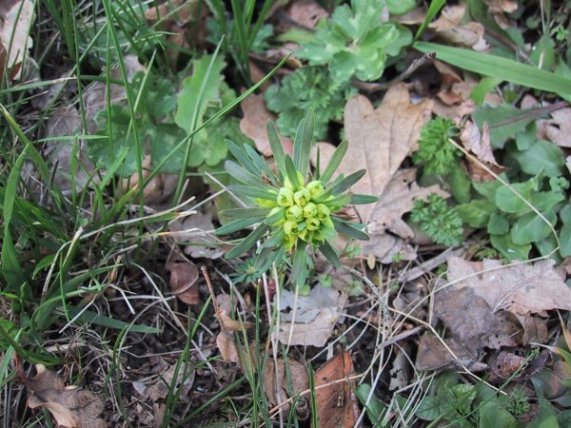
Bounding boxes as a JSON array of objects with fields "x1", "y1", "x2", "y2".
[
  {"x1": 410, "y1": 194, "x2": 464, "y2": 247},
  {"x1": 412, "y1": 117, "x2": 461, "y2": 175},
  {"x1": 216, "y1": 110, "x2": 377, "y2": 294}
]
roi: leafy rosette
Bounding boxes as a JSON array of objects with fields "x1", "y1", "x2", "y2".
[{"x1": 216, "y1": 110, "x2": 377, "y2": 293}]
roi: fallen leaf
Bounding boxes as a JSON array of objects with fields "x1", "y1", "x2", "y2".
[
  {"x1": 0, "y1": 0, "x2": 34, "y2": 80},
  {"x1": 314, "y1": 351, "x2": 357, "y2": 428},
  {"x1": 444, "y1": 257, "x2": 571, "y2": 315},
  {"x1": 328, "y1": 84, "x2": 433, "y2": 223},
  {"x1": 239, "y1": 93, "x2": 293, "y2": 157},
  {"x1": 216, "y1": 330, "x2": 240, "y2": 363},
  {"x1": 460, "y1": 120, "x2": 505, "y2": 181},
  {"x1": 26, "y1": 365, "x2": 106, "y2": 428},
  {"x1": 541, "y1": 108, "x2": 571, "y2": 148},
  {"x1": 276, "y1": 284, "x2": 347, "y2": 347},
  {"x1": 489, "y1": 351, "x2": 528, "y2": 381},
  {"x1": 434, "y1": 286, "x2": 520, "y2": 351},
  {"x1": 43, "y1": 106, "x2": 97, "y2": 195},
  {"x1": 484, "y1": 0, "x2": 518, "y2": 13},
  {"x1": 120, "y1": 156, "x2": 178, "y2": 204},
  {"x1": 166, "y1": 259, "x2": 199, "y2": 305},
  {"x1": 430, "y1": 4, "x2": 488, "y2": 51},
  {"x1": 263, "y1": 358, "x2": 308, "y2": 410},
  {"x1": 415, "y1": 333, "x2": 487, "y2": 372},
  {"x1": 282, "y1": 0, "x2": 328, "y2": 30},
  {"x1": 170, "y1": 210, "x2": 224, "y2": 259}
]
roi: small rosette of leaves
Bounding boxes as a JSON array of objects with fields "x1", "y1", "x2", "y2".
[
  {"x1": 297, "y1": 0, "x2": 412, "y2": 83},
  {"x1": 410, "y1": 194, "x2": 464, "y2": 247},
  {"x1": 216, "y1": 110, "x2": 377, "y2": 294},
  {"x1": 265, "y1": 66, "x2": 355, "y2": 139},
  {"x1": 413, "y1": 117, "x2": 462, "y2": 175}
]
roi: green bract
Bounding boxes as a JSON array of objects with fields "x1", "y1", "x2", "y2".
[
  {"x1": 297, "y1": 0, "x2": 412, "y2": 84},
  {"x1": 217, "y1": 110, "x2": 377, "y2": 294}
]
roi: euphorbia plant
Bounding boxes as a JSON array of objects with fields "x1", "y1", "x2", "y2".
[{"x1": 216, "y1": 110, "x2": 377, "y2": 294}]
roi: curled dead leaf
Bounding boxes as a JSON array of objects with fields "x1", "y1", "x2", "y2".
[
  {"x1": 26, "y1": 365, "x2": 106, "y2": 428},
  {"x1": 460, "y1": 120, "x2": 505, "y2": 181},
  {"x1": 430, "y1": 5, "x2": 489, "y2": 51},
  {"x1": 263, "y1": 358, "x2": 308, "y2": 411},
  {"x1": 166, "y1": 260, "x2": 199, "y2": 305}
]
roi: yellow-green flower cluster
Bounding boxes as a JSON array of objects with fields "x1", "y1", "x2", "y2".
[{"x1": 262, "y1": 174, "x2": 336, "y2": 249}]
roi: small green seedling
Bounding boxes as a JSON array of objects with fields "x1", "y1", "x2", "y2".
[{"x1": 216, "y1": 110, "x2": 377, "y2": 294}]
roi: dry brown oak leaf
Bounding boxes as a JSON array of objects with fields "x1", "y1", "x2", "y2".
[{"x1": 316, "y1": 83, "x2": 433, "y2": 224}]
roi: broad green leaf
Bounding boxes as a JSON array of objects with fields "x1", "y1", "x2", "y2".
[
  {"x1": 490, "y1": 234, "x2": 531, "y2": 260},
  {"x1": 448, "y1": 162, "x2": 471, "y2": 204},
  {"x1": 473, "y1": 104, "x2": 538, "y2": 149},
  {"x1": 487, "y1": 212, "x2": 510, "y2": 235},
  {"x1": 175, "y1": 55, "x2": 226, "y2": 133},
  {"x1": 455, "y1": 200, "x2": 496, "y2": 228},
  {"x1": 559, "y1": 203, "x2": 571, "y2": 256},
  {"x1": 510, "y1": 139, "x2": 564, "y2": 177},
  {"x1": 495, "y1": 180, "x2": 538, "y2": 215},
  {"x1": 386, "y1": 0, "x2": 416, "y2": 15},
  {"x1": 414, "y1": 42, "x2": 571, "y2": 98},
  {"x1": 356, "y1": 384, "x2": 388, "y2": 427},
  {"x1": 416, "y1": 395, "x2": 443, "y2": 421},
  {"x1": 478, "y1": 400, "x2": 519, "y2": 428},
  {"x1": 511, "y1": 211, "x2": 556, "y2": 245}
]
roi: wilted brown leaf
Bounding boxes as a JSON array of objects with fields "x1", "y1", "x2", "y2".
[
  {"x1": 0, "y1": 0, "x2": 34, "y2": 80},
  {"x1": 415, "y1": 333, "x2": 485, "y2": 371},
  {"x1": 240, "y1": 93, "x2": 293, "y2": 157},
  {"x1": 484, "y1": 0, "x2": 518, "y2": 13},
  {"x1": 216, "y1": 330, "x2": 240, "y2": 363},
  {"x1": 314, "y1": 351, "x2": 357, "y2": 428},
  {"x1": 282, "y1": 0, "x2": 328, "y2": 30},
  {"x1": 460, "y1": 120, "x2": 505, "y2": 181},
  {"x1": 166, "y1": 259, "x2": 199, "y2": 305},
  {"x1": 170, "y1": 211, "x2": 224, "y2": 259},
  {"x1": 444, "y1": 257, "x2": 571, "y2": 315},
  {"x1": 541, "y1": 108, "x2": 571, "y2": 148},
  {"x1": 430, "y1": 4, "x2": 488, "y2": 51},
  {"x1": 330, "y1": 84, "x2": 433, "y2": 223},
  {"x1": 26, "y1": 365, "x2": 106, "y2": 428},
  {"x1": 263, "y1": 358, "x2": 308, "y2": 409},
  {"x1": 276, "y1": 284, "x2": 347, "y2": 347}
]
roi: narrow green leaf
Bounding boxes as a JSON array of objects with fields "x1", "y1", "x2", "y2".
[
  {"x1": 350, "y1": 194, "x2": 379, "y2": 205},
  {"x1": 226, "y1": 225, "x2": 269, "y2": 258},
  {"x1": 284, "y1": 155, "x2": 301, "y2": 188},
  {"x1": 216, "y1": 216, "x2": 265, "y2": 235},
  {"x1": 293, "y1": 110, "x2": 315, "y2": 179},
  {"x1": 243, "y1": 143, "x2": 279, "y2": 185},
  {"x1": 320, "y1": 141, "x2": 348, "y2": 184},
  {"x1": 319, "y1": 241, "x2": 341, "y2": 268},
  {"x1": 330, "y1": 169, "x2": 367, "y2": 195},
  {"x1": 264, "y1": 207, "x2": 285, "y2": 225},
  {"x1": 221, "y1": 207, "x2": 271, "y2": 219},
  {"x1": 414, "y1": 0, "x2": 446, "y2": 40},
  {"x1": 224, "y1": 160, "x2": 274, "y2": 189},
  {"x1": 267, "y1": 120, "x2": 286, "y2": 174},
  {"x1": 290, "y1": 244, "x2": 308, "y2": 287},
  {"x1": 229, "y1": 184, "x2": 277, "y2": 200},
  {"x1": 332, "y1": 218, "x2": 369, "y2": 241},
  {"x1": 414, "y1": 42, "x2": 571, "y2": 96},
  {"x1": 226, "y1": 139, "x2": 260, "y2": 176},
  {"x1": 68, "y1": 307, "x2": 160, "y2": 333}
]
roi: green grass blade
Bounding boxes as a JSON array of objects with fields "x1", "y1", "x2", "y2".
[
  {"x1": 414, "y1": 0, "x2": 446, "y2": 40},
  {"x1": 414, "y1": 42, "x2": 571, "y2": 96},
  {"x1": 320, "y1": 141, "x2": 348, "y2": 184}
]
